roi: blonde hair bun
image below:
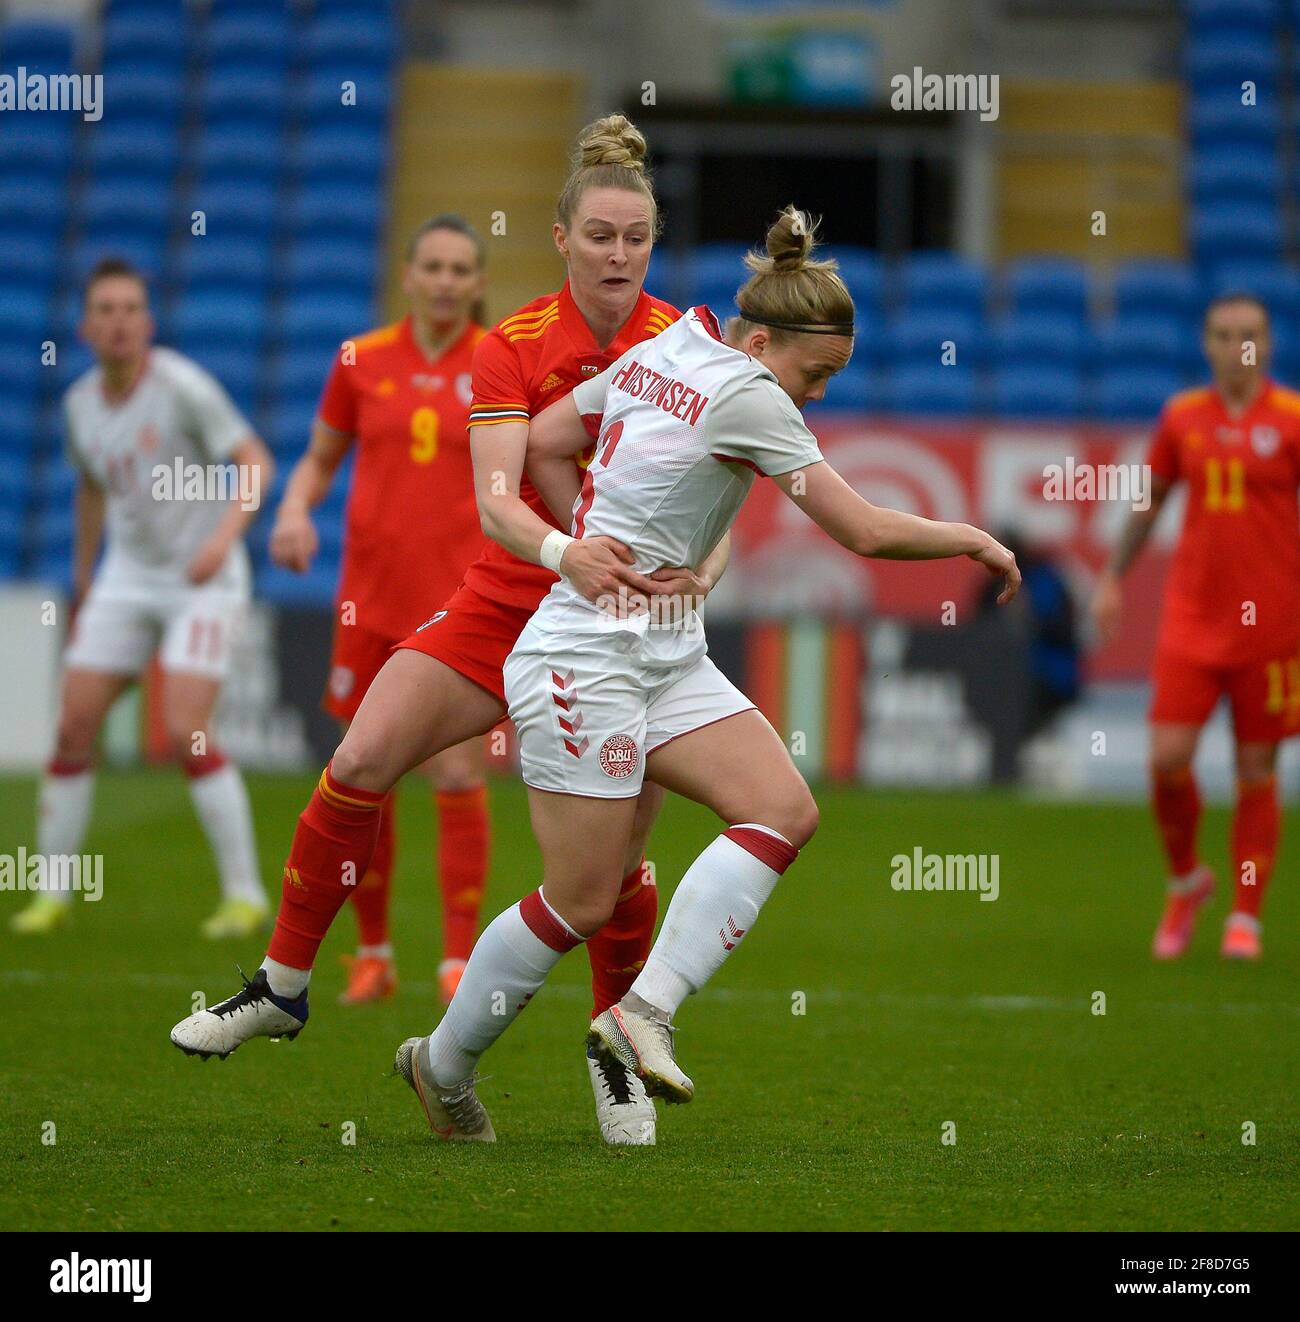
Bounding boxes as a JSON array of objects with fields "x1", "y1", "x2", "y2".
[{"x1": 577, "y1": 114, "x2": 648, "y2": 174}]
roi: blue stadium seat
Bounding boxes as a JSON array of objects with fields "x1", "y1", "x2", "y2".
[
  {"x1": 832, "y1": 247, "x2": 884, "y2": 321},
  {"x1": 685, "y1": 243, "x2": 748, "y2": 307},
  {"x1": 0, "y1": 288, "x2": 54, "y2": 342},
  {"x1": 989, "y1": 312, "x2": 1085, "y2": 368},
  {"x1": 266, "y1": 401, "x2": 319, "y2": 458},
  {"x1": 1190, "y1": 145, "x2": 1280, "y2": 206},
  {"x1": 287, "y1": 183, "x2": 382, "y2": 239},
  {"x1": 104, "y1": 0, "x2": 188, "y2": 19},
  {"x1": 0, "y1": 119, "x2": 76, "y2": 176},
  {"x1": 294, "y1": 127, "x2": 387, "y2": 183},
  {"x1": 197, "y1": 126, "x2": 293, "y2": 183},
  {"x1": 884, "y1": 364, "x2": 980, "y2": 417},
  {"x1": 1092, "y1": 313, "x2": 1195, "y2": 374},
  {"x1": 1004, "y1": 259, "x2": 1091, "y2": 324},
  {"x1": 99, "y1": 67, "x2": 185, "y2": 120},
  {"x1": 884, "y1": 309, "x2": 986, "y2": 366},
  {"x1": 176, "y1": 236, "x2": 273, "y2": 293},
  {"x1": 200, "y1": 69, "x2": 288, "y2": 126},
  {"x1": 82, "y1": 180, "x2": 173, "y2": 238},
  {"x1": 1190, "y1": 95, "x2": 1280, "y2": 148},
  {"x1": 257, "y1": 561, "x2": 340, "y2": 609},
  {"x1": 206, "y1": 13, "x2": 292, "y2": 62},
  {"x1": 1113, "y1": 262, "x2": 1200, "y2": 321},
  {"x1": 645, "y1": 249, "x2": 685, "y2": 307},
  {"x1": 1192, "y1": 202, "x2": 1283, "y2": 265},
  {"x1": 172, "y1": 291, "x2": 268, "y2": 345},
  {"x1": 1185, "y1": 0, "x2": 1281, "y2": 35},
  {"x1": 303, "y1": 67, "x2": 391, "y2": 126},
  {"x1": 1186, "y1": 34, "x2": 1279, "y2": 91},
  {"x1": 0, "y1": 20, "x2": 77, "y2": 67},
  {"x1": 276, "y1": 348, "x2": 333, "y2": 404},
  {"x1": 282, "y1": 238, "x2": 378, "y2": 297},
  {"x1": 0, "y1": 236, "x2": 60, "y2": 290},
  {"x1": 102, "y1": 14, "x2": 187, "y2": 65},
  {"x1": 0, "y1": 179, "x2": 66, "y2": 231},
  {"x1": 88, "y1": 122, "x2": 181, "y2": 180},
  {"x1": 304, "y1": 14, "x2": 395, "y2": 67},
  {"x1": 990, "y1": 365, "x2": 1086, "y2": 419},
  {"x1": 277, "y1": 293, "x2": 374, "y2": 346},
  {"x1": 1095, "y1": 366, "x2": 1185, "y2": 421},
  {"x1": 189, "y1": 179, "x2": 278, "y2": 237},
  {"x1": 1199, "y1": 260, "x2": 1297, "y2": 315},
  {"x1": 897, "y1": 253, "x2": 988, "y2": 318}
]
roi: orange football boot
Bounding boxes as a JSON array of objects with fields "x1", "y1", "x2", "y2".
[
  {"x1": 1220, "y1": 913, "x2": 1262, "y2": 961},
  {"x1": 338, "y1": 954, "x2": 397, "y2": 1005},
  {"x1": 438, "y1": 959, "x2": 467, "y2": 1005},
  {"x1": 1152, "y1": 865, "x2": 1215, "y2": 960}
]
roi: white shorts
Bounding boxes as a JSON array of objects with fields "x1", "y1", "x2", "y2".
[
  {"x1": 504, "y1": 597, "x2": 755, "y2": 799},
  {"x1": 65, "y1": 568, "x2": 249, "y2": 681}
]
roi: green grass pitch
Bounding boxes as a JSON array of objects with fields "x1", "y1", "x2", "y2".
[{"x1": 1, "y1": 769, "x2": 1297, "y2": 1232}]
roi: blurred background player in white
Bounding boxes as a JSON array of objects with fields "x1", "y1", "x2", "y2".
[
  {"x1": 395, "y1": 209, "x2": 1020, "y2": 1139},
  {"x1": 10, "y1": 259, "x2": 275, "y2": 938}
]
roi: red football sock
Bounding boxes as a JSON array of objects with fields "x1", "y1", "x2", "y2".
[
  {"x1": 1152, "y1": 767, "x2": 1201, "y2": 877},
  {"x1": 349, "y1": 794, "x2": 395, "y2": 949},
  {"x1": 437, "y1": 786, "x2": 490, "y2": 963},
  {"x1": 266, "y1": 763, "x2": 386, "y2": 970},
  {"x1": 1231, "y1": 777, "x2": 1279, "y2": 918},
  {"x1": 587, "y1": 858, "x2": 658, "y2": 1018}
]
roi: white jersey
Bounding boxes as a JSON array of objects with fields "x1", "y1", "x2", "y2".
[
  {"x1": 561, "y1": 306, "x2": 823, "y2": 618},
  {"x1": 63, "y1": 346, "x2": 253, "y2": 590}
]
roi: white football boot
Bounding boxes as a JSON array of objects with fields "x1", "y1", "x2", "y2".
[
  {"x1": 587, "y1": 1043, "x2": 656, "y2": 1145},
  {"x1": 588, "y1": 1002, "x2": 694, "y2": 1103},
  {"x1": 169, "y1": 968, "x2": 308, "y2": 1060},
  {"x1": 394, "y1": 1037, "x2": 495, "y2": 1142}
]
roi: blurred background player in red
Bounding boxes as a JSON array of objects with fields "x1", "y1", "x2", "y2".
[
  {"x1": 173, "y1": 114, "x2": 726, "y2": 1147},
  {"x1": 268, "y1": 216, "x2": 490, "y2": 1005},
  {"x1": 1093, "y1": 293, "x2": 1300, "y2": 962}
]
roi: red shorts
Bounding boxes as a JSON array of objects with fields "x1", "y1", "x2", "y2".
[
  {"x1": 394, "y1": 581, "x2": 538, "y2": 707},
  {"x1": 1150, "y1": 647, "x2": 1300, "y2": 743},
  {"x1": 323, "y1": 622, "x2": 402, "y2": 722}
]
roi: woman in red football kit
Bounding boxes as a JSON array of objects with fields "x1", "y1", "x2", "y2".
[
  {"x1": 1093, "y1": 293, "x2": 1300, "y2": 962},
  {"x1": 172, "y1": 115, "x2": 728, "y2": 1146},
  {"x1": 267, "y1": 216, "x2": 491, "y2": 1007}
]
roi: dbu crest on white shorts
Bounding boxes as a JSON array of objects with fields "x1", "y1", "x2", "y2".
[{"x1": 504, "y1": 608, "x2": 755, "y2": 799}]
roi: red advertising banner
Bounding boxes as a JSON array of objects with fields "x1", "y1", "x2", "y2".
[{"x1": 728, "y1": 416, "x2": 1176, "y2": 679}]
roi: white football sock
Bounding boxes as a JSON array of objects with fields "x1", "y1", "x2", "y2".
[
  {"x1": 260, "y1": 957, "x2": 310, "y2": 999},
  {"x1": 187, "y1": 762, "x2": 267, "y2": 905},
  {"x1": 631, "y1": 824, "x2": 798, "y2": 1016},
  {"x1": 425, "y1": 887, "x2": 581, "y2": 1088},
  {"x1": 35, "y1": 765, "x2": 95, "y2": 904}
]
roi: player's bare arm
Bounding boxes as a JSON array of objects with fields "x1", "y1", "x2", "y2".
[
  {"x1": 473, "y1": 411, "x2": 660, "y2": 602},
  {"x1": 71, "y1": 473, "x2": 106, "y2": 611},
  {"x1": 773, "y1": 460, "x2": 1020, "y2": 603},
  {"x1": 269, "y1": 419, "x2": 352, "y2": 573},
  {"x1": 645, "y1": 530, "x2": 732, "y2": 603},
  {"x1": 1090, "y1": 475, "x2": 1173, "y2": 643},
  {"x1": 187, "y1": 434, "x2": 275, "y2": 586}
]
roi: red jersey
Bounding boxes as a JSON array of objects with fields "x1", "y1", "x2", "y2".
[
  {"x1": 1147, "y1": 379, "x2": 1300, "y2": 667},
  {"x1": 317, "y1": 316, "x2": 488, "y2": 640},
  {"x1": 464, "y1": 281, "x2": 679, "y2": 609}
]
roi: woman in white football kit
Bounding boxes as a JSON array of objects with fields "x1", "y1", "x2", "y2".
[
  {"x1": 10, "y1": 260, "x2": 275, "y2": 939},
  {"x1": 395, "y1": 209, "x2": 1019, "y2": 1140}
]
